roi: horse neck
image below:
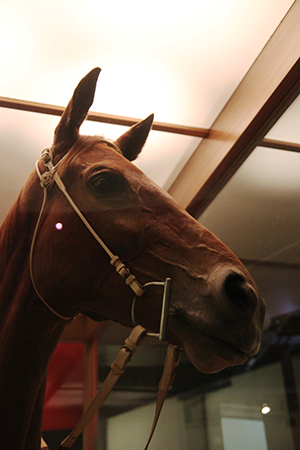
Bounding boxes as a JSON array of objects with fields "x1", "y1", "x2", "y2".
[{"x1": 0, "y1": 173, "x2": 66, "y2": 450}]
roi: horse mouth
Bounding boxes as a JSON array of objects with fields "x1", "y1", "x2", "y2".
[{"x1": 168, "y1": 309, "x2": 249, "y2": 373}]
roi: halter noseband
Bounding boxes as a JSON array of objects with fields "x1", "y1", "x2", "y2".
[{"x1": 30, "y1": 146, "x2": 173, "y2": 340}]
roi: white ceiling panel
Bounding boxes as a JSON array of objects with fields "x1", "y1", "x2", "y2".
[
  {"x1": 0, "y1": 0, "x2": 294, "y2": 127},
  {"x1": 0, "y1": 0, "x2": 295, "y2": 217}
]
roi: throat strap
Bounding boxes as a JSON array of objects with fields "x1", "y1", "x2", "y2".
[{"x1": 57, "y1": 326, "x2": 180, "y2": 449}]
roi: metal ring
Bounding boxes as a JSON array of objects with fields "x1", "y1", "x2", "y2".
[{"x1": 131, "y1": 278, "x2": 172, "y2": 341}]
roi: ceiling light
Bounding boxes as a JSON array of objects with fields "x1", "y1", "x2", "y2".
[{"x1": 261, "y1": 403, "x2": 271, "y2": 415}]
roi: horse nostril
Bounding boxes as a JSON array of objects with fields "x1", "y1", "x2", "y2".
[{"x1": 224, "y1": 272, "x2": 257, "y2": 314}]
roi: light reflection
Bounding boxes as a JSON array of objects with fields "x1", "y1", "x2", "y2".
[
  {"x1": 55, "y1": 222, "x2": 63, "y2": 230},
  {"x1": 261, "y1": 403, "x2": 271, "y2": 415}
]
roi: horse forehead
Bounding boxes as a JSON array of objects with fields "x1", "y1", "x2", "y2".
[
  {"x1": 74, "y1": 144, "x2": 132, "y2": 172},
  {"x1": 65, "y1": 140, "x2": 177, "y2": 203},
  {"x1": 74, "y1": 145, "x2": 157, "y2": 187}
]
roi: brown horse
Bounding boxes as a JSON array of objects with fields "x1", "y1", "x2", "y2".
[{"x1": 0, "y1": 68, "x2": 265, "y2": 450}]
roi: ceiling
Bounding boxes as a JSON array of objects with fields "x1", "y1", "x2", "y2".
[
  {"x1": 0, "y1": 0, "x2": 296, "y2": 207},
  {"x1": 1, "y1": 0, "x2": 300, "y2": 432}
]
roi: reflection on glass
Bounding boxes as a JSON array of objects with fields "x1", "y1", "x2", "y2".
[{"x1": 103, "y1": 96, "x2": 300, "y2": 450}]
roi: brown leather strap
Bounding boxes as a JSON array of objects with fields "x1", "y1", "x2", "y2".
[
  {"x1": 37, "y1": 149, "x2": 145, "y2": 300},
  {"x1": 40, "y1": 437, "x2": 49, "y2": 449},
  {"x1": 57, "y1": 328, "x2": 180, "y2": 450},
  {"x1": 57, "y1": 325, "x2": 147, "y2": 449},
  {"x1": 144, "y1": 344, "x2": 181, "y2": 450}
]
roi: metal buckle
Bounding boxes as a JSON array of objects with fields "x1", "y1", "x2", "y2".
[{"x1": 131, "y1": 278, "x2": 172, "y2": 342}]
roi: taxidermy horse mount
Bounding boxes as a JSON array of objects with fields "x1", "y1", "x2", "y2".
[{"x1": 0, "y1": 68, "x2": 265, "y2": 450}]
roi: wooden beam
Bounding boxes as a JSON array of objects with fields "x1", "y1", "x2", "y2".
[
  {"x1": 2, "y1": 93, "x2": 299, "y2": 152},
  {"x1": 0, "y1": 96, "x2": 209, "y2": 138},
  {"x1": 83, "y1": 340, "x2": 99, "y2": 450},
  {"x1": 260, "y1": 138, "x2": 300, "y2": 153},
  {"x1": 168, "y1": 2, "x2": 300, "y2": 216},
  {"x1": 60, "y1": 317, "x2": 105, "y2": 449}
]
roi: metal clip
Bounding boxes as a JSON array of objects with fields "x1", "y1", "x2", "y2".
[{"x1": 131, "y1": 278, "x2": 172, "y2": 342}]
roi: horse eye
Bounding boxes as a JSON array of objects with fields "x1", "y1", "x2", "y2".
[{"x1": 89, "y1": 171, "x2": 124, "y2": 195}]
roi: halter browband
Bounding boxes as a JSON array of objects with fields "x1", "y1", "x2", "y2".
[{"x1": 30, "y1": 146, "x2": 172, "y2": 339}]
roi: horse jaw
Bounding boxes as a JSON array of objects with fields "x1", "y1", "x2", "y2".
[{"x1": 168, "y1": 319, "x2": 251, "y2": 373}]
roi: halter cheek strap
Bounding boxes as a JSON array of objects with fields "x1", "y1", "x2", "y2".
[
  {"x1": 31, "y1": 146, "x2": 144, "y2": 322},
  {"x1": 29, "y1": 175, "x2": 72, "y2": 322},
  {"x1": 31, "y1": 147, "x2": 174, "y2": 337},
  {"x1": 37, "y1": 147, "x2": 144, "y2": 298}
]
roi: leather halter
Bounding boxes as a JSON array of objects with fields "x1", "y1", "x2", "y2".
[
  {"x1": 31, "y1": 146, "x2": 173, "y2": 337},
  {"x1": 31, "y1": 146, "x2": 180, "y2": 449}
]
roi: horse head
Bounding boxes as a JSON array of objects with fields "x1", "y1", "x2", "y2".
[{"x1": 31, "y1": 68, "x2": 265, "y2": 374}]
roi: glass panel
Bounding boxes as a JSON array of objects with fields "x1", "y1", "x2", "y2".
[
  {"x1": 265, "y1": 95, "x2": 300, "y2": 143},
  {"x1": 198, "y1": 145, "x2": 300, "y2": 319},
  {"x1": 221, "y1": 418, "x2": 268, "y2": 450},
  {"x1": 0, "y1": 3, "x2": 298, "y2": 441},
  {"x1": 100, "y1": 96, "x2": 300, "y2": 450},
  {"x1": 105, "y1": 359, "x2": 296, "y2": 450}
]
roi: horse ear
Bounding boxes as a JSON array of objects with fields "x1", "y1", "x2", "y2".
[
  {"x1": 53, "y1": 68, "x2": 101, "y2": 160},
  {"x1": 114, "y1": 114, "x2": 154, "y2": 161}
]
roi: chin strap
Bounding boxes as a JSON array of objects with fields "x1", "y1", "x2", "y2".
[{"x1": 55, "y1": 325, "x2": 180, "y2": 450}]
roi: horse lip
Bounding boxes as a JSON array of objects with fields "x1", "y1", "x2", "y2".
[
  {"x1": 194, "y1": 326, "x2": 249, "y2": 361},
  {"x1": 169, "y1": 308, "x2": 251, "y2": 360},
  {"x1": 202, "y1": 330, "x2": 249, "y2": 360}
]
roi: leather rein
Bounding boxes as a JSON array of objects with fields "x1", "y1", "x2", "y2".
[{"x1": 30, "y1": 146, "x2": 180, "y2": 449}]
